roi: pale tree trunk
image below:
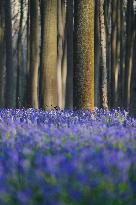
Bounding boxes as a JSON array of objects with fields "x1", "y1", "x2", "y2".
[
  {"x1": 0, "y1": 0, "x2": 5, "y2": 107},
  {"x1": 99, "y1": 0, "x2": 108, "y2": 109},
  {"x1": 4, "y1": 0, "x2": 16, "y2": 108},
  {"x1": 74, "y1": 0, "x2": 94, "y2": 110},
  {"x1": 65, "y1": 0, "x2": 73, "y2": 109},
  {"x1": 40, "y1": 0, "x2": 58, "y2": 109}
]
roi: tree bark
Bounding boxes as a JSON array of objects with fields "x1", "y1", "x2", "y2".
[
  {"x1": 40, "y1": 0, "x2": 58, "y2": 109},
  {"x1": 73, "y1": 0, "x2": 94, "y2": 110},
  {"x1": 29, "y1": 0, "x2": 39, "y2": 109},
  {"x1": 99, "y1": 0, "x2": 108, "y2": 109},
  {"x1": 4, "y1": 0, "x2": 16, "y2": 108},
  {"x1": 65, "y1": 0, "x2": 73, "y2": 109},
  {"x1": 0, "y1": 0, "x2": 5, "y2": 107}
]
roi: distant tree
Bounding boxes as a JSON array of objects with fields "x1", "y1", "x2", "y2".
[
  {"x1": 29, "y1": 0, "x2": 39, "y2": 108},
  {"x1": 4, "y1": 0, "x2": 16, "y2": 107},
  {"x1": 94, "y1": 0, "x2": 101, "y2": 108},
  {"x1": 16, "y1": 0, "x2": 24, "y2": 107},
  {"x1": 40, "y1": 0, "x2": 58, "y2": 109},
  {"x1": 73, "y1": 0, "x2": 94, "y2": 110},
  {"x1": 111, "y1": 0, "x2": 117, "y2": 108},
  {"x1": 0, "y1": 0, "x2": 5, "y2": 107}
]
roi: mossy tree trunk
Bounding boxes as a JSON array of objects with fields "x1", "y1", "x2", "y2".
[{"x1": 73, "y1": 0, "x2": 94, "y2": 110}]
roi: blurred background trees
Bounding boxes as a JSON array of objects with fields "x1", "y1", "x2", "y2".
[{"x1": 0, "y1": 0, "x2": 136, "y2": 115}]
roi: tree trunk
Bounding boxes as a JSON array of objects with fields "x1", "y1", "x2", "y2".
[
  {"x1": 99, "y1": 0, "x2": 108, "y2": 109},
  {"x1": 65, "y1": 0, "x2": 73, "y2": 109},
  {"x1": 4, "y1": 0, "x2": 16, "y2": 108},
  {"x1": 29, "y1": 0, "x2": 39, "y2": 109},
  {"x1": 40, "y1": 0, "x2": 58, "y2": 109},
  {"x1": 94, "y1": 0, "x2": 101, "y2": 108},
  {"x1": 0, "y1": 0, "x2": 5, "y2": 107},
  {"x1": 73, "y1": 0, "x2": 94, "y2": 110},
  {"x1": 124, "y1": 0, "x2": 135, "y2": 110},
  {"x1": 16, "y1": 0, "x2": 24, "y2": 108},
  {"x1": 111, "y1": 0, "x2": 117, "y2": 108}
]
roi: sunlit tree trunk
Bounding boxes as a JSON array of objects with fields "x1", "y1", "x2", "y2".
[
  {"x1": 99, "y1": 0, "x2": 108, "y2": 109},
  {"x1": 74, "y1": 0, "x2": 94, "y2": 110},
  {"x1": 40, "y1": 0, "x2": 58, "y2": 109}
]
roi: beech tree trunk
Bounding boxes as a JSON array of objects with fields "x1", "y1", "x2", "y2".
[{"x1": 40, "y1": 0, "x2": 58, "y2": 109}]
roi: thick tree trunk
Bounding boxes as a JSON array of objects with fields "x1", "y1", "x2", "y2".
[
  {"x1": 74, "y1": 0, "x2": 94, "y2": 110},
  {"x1": 40, "y1": 0, "x2": 58, "y2": 109}
]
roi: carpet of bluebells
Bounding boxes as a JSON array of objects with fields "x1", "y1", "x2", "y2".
[{"x1": 0, "y1": 108, "x2": 136, "y2": 205}]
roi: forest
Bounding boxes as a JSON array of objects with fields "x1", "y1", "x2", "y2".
[
  {"x1": 0, "y1": 1, "x2": 136, "y2": 204},
  {"x1": 0, "y1": 0, "x2": 136, "y2": 115}
]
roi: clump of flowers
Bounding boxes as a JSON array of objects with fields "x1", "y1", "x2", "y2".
[{"x1": 0, "y1": 108, "x2": 136, "y2": 205}]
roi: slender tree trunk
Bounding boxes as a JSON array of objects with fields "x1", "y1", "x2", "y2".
[
  {"x1": 29, "y1": 0, "x2": 39, "y2": 109},
  {"x1": 4, "y1": 0, "x2": 15, "y2": 107},
  {"x1": 65, "y1": 0, "x2": 73, "y2": 109},
  {"x1": 16, "y1": 0, "x2": 23, "y2": 107},
  {"x1": 0, "y1": 0, "x2": 5, "y2": 107},
  {"x1": 130, "y1": 12, "x2": 136, "y2": 116},
  {"x1": 99, "y1": 0, "x2": 108, "y2": 109},
  {"x1": 61, "y1": 0, "x2": 67, "y2": 109},
  {"x1": 111, "y1": 0, "x2": 117, "y2": 108},
  {"x1": 124, "y1": 0, "x2": 134, "y2": 110},
  {"x1": 57, "y1": 0, "x2": 64, "y2": 108},
  {"x1": 26, "y1": 0, "x2": 30, "y2": 107},
  {"x1": 30, "y1": 0, "x2": 39, "y2": 109},
  {"x1": 40, "y1": 0, "x2": 58, "y2": 109},
  {"x1": 94, "y1": 0, "x2": 101, "y2": 108},
  {"x1": 119, "y1": 0, "x2": 126, "y2": 108},
  {"x1": 74, "y1": 0, "x2": 94, "y2": 110}
]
